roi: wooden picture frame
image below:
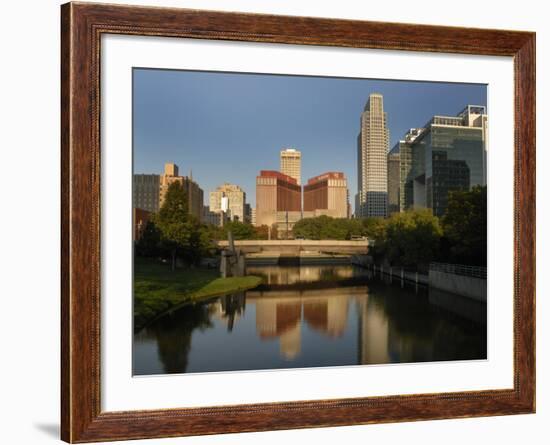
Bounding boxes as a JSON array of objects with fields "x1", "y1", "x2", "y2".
[{"x1": 61, "y1": 2, "x2": 535, "y2": 442}]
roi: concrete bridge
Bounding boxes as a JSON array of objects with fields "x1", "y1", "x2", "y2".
[{"x1": 216, "y1": 239, "x2": 369, "y2": 255}]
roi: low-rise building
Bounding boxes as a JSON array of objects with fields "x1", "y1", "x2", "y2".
[{"x1": 202, "y1": 205, "x2": 222, "y2": 226}]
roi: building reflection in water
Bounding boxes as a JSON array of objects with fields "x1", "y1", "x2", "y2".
[
  {"x1": 208, "y1": 292, "x2": 246, "y2": 332},
  {"x1": 133, "y1": 265, "x2": 486, "y2": 375},
  {"x1": 250, "y1": 287, "x2": 352, "y2": 359},
  {"x1": 247, "y1": 265, "x2": 360, "y2": 286},
  {"x1": 356, "y1": 295, "x2": 390, "y2": 364},
  {"x1": 358, "y1": 285, "x2": 487, "y2": 364}
]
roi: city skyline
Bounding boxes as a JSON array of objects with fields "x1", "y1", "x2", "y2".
[{"x1": 133, "y1": 68, "x2": 487, "y2": 211}]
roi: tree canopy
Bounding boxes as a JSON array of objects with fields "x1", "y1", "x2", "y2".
[
  {"x1": 377, "y1": 209, "x2": 443, "y2": 268},
  {"x1": 222, "y1": 221, "x2": 256, "y2": 240},
  {"x1": 441, "y1": 186, "x2": 487, "y2": 266},
  {"x1": 252, "y1": 224, "x2": 277, "y2": 240},
  {"x1": 200, "y1": 220, "x2": 267, "y2": 241},
  {"x1": 154, "y1": 182, "x2": 202, "y2": 269},
  {"x1": 368, "y1": 188, "x2": 487, "y2": 269},
  {"x1": 135, "y1": 220, "x2": 161, "y2": 257},
  {"x1": 292, "y1": 215, "x2": 381, "y2": 240}
]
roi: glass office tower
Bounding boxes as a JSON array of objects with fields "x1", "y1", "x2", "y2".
[{"x1": 411, "y1": 105, "x2": 487, "y2": 217}]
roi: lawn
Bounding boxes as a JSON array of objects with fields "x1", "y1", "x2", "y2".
[{"x1": 134, "y1": 258, "x2": 262, "y2": 331}]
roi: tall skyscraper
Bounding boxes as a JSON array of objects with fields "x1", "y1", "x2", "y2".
[
  {"x1": 356, "y1": 93, "x2": 390, "y2": 218},
  {"x1": 159, "y1": 162, "x2": 204, "y2": 221},
  {"x1": 410, "y1": 105, "x2": 487, "y2": 217},
  {"x1": 209, "y1": 183, "x2": 247, "y2": 224},
  {"x1": 303, "y1": 172, "x2": 349, "y2": 218},
  {"x1": 280, "y1": 148, "x2": 302, "y2": 185},
  {"x1": 133, "y1": 174, "x2": 160, "y2": 212}
]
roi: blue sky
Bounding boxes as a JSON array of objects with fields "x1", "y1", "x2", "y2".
[{"x1": 133, "y1": 68, "x2": 486, "y2": 211}]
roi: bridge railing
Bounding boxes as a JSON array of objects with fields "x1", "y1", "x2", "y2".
[
  {"x1": 217, "y1": 239, "x2": 369, "y2": 245},
  {"x1": 429, "y1": 262, "x2": 487, "y2": 279}
]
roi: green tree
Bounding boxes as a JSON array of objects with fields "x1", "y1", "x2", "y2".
[
  {"x1": 253, "y1": 225, "x2": 270, "y2": 240},
  {"x1": 269, "y1": 224, "x2": 279, "y2": 240},
  {"x1": 381, "y1": 209, "x2": 443, "y2": 269},
  {"x1": 200, "y1": 222, "x2": 225, "y2": 242},
  {"x1": 155, "y1": 182, "x2": 200, "y2": 270},
  {"x1": 319, "y1": 217, "x2": 349, "y2": 240},
  {"x1": 223, "y1": 221, "x2": 256, "y2": 240},
  {"x1": 361, "y1": 217, "x2": 387, "y2": 240},
  {"x1": 135, "y1": 220, "x2": 161, "y2": 257},
  {"x1": 442, "y1": 186, "x2": 487, "y2": 266},
  {"x1": 293, "y1": 215, "x2": 382, "y2": 241},
  {"x1": 200, "y1": 220, "x2": 258, "y2": 241},
  {"x1": 293, "y1": 215, "x2": 330, "y2": 240}
]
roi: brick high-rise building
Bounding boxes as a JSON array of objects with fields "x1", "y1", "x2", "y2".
[
  {"x1": 256, "y1": 170, "x2": 301, "y2": 236},
  {"x1": 159, "y1": 163, "x2": 204, "y2": 221},
  {"x1": 303, "y1": 172, "x2": 349, "y2": 218},
  {"x1": 356, "y1": 93, "x2": 390, "y2": 218},
  {"x1": 280, "y1": 148, "x2": 302, "y2": 185}
]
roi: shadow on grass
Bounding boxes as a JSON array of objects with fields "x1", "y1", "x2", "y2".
[{"x1": 133, "y1": 257, "x2": 262, "y2": 332}]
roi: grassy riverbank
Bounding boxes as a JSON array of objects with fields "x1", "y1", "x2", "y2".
[{"x1": 134, "y1": 258, "x2": 262, "y2": 331}]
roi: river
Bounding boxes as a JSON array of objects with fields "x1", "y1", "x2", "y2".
[{"x1": 133, "y1": 264, "x2": 487, "y2": 375}]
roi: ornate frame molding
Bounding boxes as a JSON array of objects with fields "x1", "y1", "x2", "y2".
[{"x1": 61, "y1": 2, "x2": 535, "y2": 442}]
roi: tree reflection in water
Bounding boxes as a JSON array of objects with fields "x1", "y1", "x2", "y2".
[
  {"x1": 133, "y1": 265, "x2": 486, "y2": 375},
  {"x1": 139, "y1": 304, "x2": 212, "y2": 374},
  {"x1": 217, "y1": 292, "x2": 246, "y2": 332}
]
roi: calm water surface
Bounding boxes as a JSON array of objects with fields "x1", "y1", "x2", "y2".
[{"x1": 133, "y1": 265, "x2": 486, "y2": 375}]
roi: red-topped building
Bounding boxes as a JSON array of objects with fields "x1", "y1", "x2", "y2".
[
  {"x1": 304, "y1": 171, "x2": 349, "y2": 218},
  {"x1": 306, "y1": 172, "x2": 345, "y2": 185},
  {"x1": 256, "y1": 170, "x2": 302, "y2": 234},
  {"x1": 259, "y1": 170, "x2": 298, "y2": 184}
]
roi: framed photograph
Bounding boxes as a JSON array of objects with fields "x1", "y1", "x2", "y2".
[{"x1": 61, "y1": 2, "x2": 535, "y2": 442}]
